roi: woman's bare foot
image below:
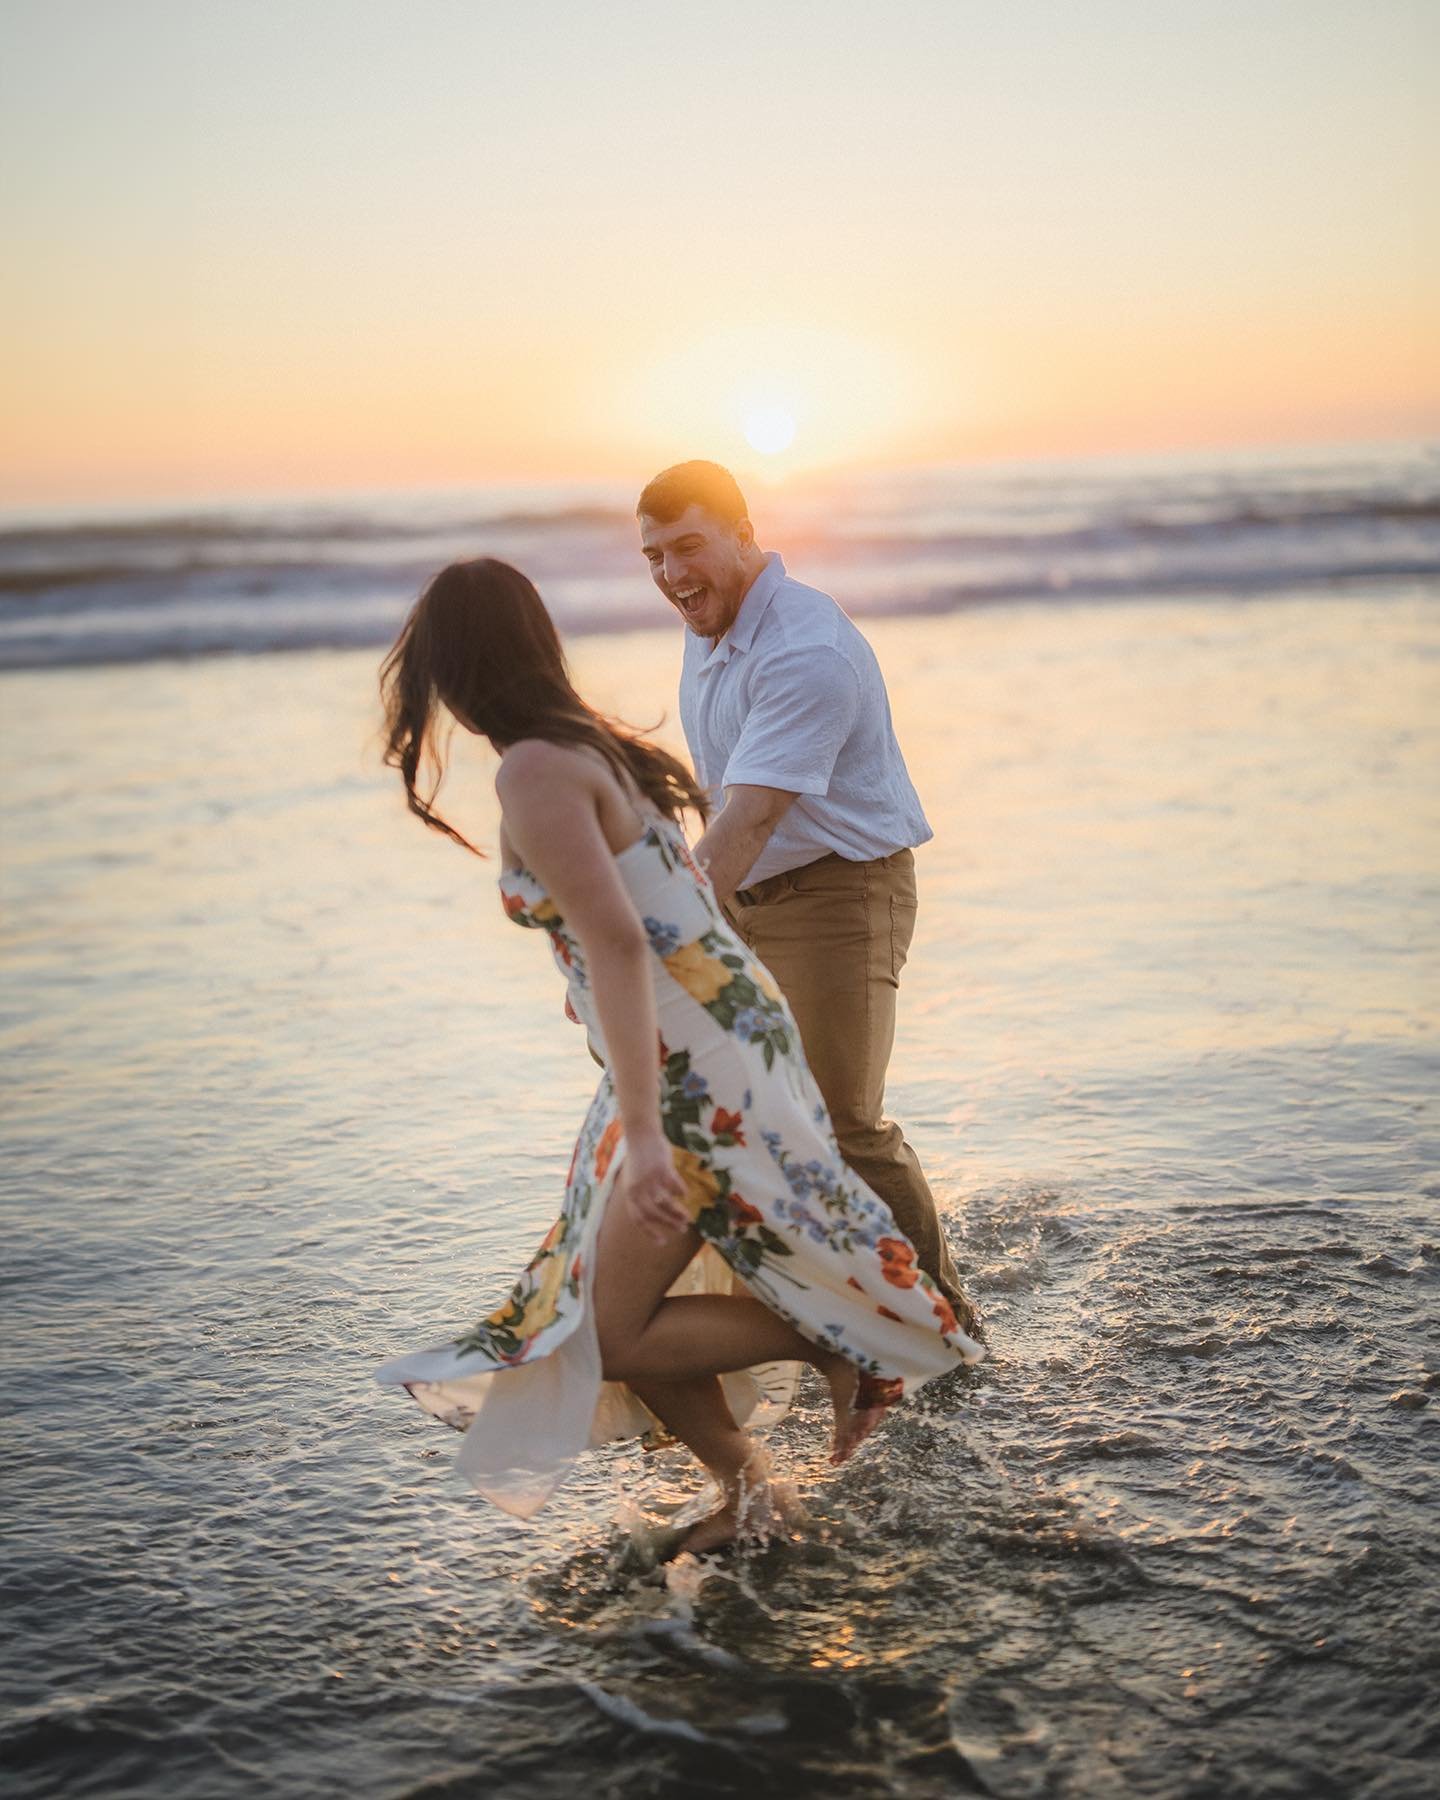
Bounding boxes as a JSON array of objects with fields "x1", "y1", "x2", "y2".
[
  {"x1": 817, "y1": 1352, "x2": 891, "y2": 1465},
  {"x1": 669, "y1": 1456, "x2": 801, "y2": 1559}
]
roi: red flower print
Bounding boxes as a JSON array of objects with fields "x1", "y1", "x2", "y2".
[
  {"x1": 877, "y1": 1236, "x2": 920, "y2": 1289},
  {"x1": 711, "y1": 1106, "x2": 746, "y2": 1144},
  {"x1": 877, "y1": 1304, "x2": 903, "y2": 1322},
  {"x1": 728, "y1": 1193, "x2": 763, "y2": 1226},
  {"x1": 847, "y1": 1276, "x2": 865, "y2": 1292},
  {"x1": 570, "y1": 1256, "x2": 583, "y2": 1282},
  {"x1": 931, "y1": 1293, "x2": 959, "y2": 1335},
  {"x1": 856, "y1": 1373, "x2": 904, "y2": 1409},
  {"x1": 502, "y1": 891, "x2": 528, "y2": 919},
  {"x1": 594, "y1": 1117, "x2": 623, "y2": 1180}
]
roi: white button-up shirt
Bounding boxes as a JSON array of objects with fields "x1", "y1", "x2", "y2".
[{"x1": 679, "y1": 552, "x2": 933, "y2": 886}]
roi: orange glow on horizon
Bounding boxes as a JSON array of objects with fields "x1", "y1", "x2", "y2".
[{"x1": 2, "y1": 3, "x2": 1433, "y2": 507}]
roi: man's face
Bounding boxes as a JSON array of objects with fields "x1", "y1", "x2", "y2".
[{"x1": 638, "y1": 504, "x2": 754, "y2": 640}]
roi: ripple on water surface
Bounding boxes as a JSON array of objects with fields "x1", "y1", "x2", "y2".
[
  {"x1": 2, "y1": 594, "x2": 1438, "y2": 1797},
  {"x1": 4, "y1": 1176, "x2": 1434, "y2": 1799}
]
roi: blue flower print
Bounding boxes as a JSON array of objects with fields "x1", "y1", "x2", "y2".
[
  {"x1": 643, "y1": 917, "x2": 683, "y2": 956},
  {"x1": 784, "y1": 1161, "x2": 813, "y2": 1198},
  {"x1": 681, "y1": 1070, "x2": 710, "y2": 1101},
  {"x1": 776, "y1": 1196, "x2": 828, "y2": 1241},
  {"x1": 731, "y1": 1006, "x2": 769, "y2": 1043}
]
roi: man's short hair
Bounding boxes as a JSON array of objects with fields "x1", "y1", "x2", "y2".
[{"x1": 636, "y1": 461, "x2": 749, "y2": 528}]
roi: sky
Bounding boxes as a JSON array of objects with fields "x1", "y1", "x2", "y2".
[{"x1": 2, "y1": 0, "x2": 1435, "y2": 504}]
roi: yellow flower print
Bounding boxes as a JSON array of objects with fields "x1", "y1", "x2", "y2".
[
  {"x1": 669, "y1": 1145, "x2": 720, "y2": 1219},
  {"x1": 750, "y1": 960, "x2": 783, "y2": 1004},
  {"x1": 530, "y1": 899, "x2": 558, "y2": 925},
  {"x1": 486, "y1": 1246, "x2": 569, "y2": 1342},
  {"x1": 663, "y1": 941, "x2": 733, "y2": 1004}
]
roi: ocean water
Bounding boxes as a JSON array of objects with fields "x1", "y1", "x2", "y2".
[
  {"x1": 2, "y1": 459, "x2": 1439, "y2": 1796},
  {"x1": 0, "y1": 441, "x2": 1436, "y2": 668}
]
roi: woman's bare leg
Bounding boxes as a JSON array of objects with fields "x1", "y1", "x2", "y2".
[
  {"x1": 626, "y1": 1371, "x2": 796, "y2": 1554},
  {"x1": 619, "y1": 1295, "x2": 889, "y2": 1464},
  {"x1": 591, "y1": 1197, "x2": 888, "y2": 1476}
]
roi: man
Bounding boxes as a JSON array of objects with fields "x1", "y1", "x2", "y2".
[{"x1": 636, "y1": 459, "x2": 979, "y2": 1334}]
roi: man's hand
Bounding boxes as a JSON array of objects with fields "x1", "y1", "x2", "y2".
[{"x1": 695, "y1": 784, "x2": 796, "y2": 907}]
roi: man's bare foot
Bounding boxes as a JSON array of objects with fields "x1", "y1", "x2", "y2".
[{"x1": 817, "y1": 1353, "x2": 890, "y2": 1465}]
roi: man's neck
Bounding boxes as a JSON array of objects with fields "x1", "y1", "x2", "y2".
[{"x1": 712, "y1": 546, "x2": 770, "y2": 648}]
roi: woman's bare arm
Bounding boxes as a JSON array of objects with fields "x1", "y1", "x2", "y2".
[{"x1": 495, "y1": 740, "x2": 686, "y2": 1240}]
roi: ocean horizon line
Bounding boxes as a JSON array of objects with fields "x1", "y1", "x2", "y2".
[
  {"x1": 2, "y1": 433, "x2": 1434, "y2": 529},
  {"x1": 1, "y1": 441, "x2": 1435, "y2": 673}
]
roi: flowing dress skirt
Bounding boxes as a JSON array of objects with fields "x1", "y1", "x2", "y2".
[{"x1": 376, "y1": 820, "x2": 983, "y2": 1516}]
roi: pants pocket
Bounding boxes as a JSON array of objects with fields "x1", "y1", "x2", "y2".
[{"x1": 889, "y1": 891, "x2": 917, "y2": 982}]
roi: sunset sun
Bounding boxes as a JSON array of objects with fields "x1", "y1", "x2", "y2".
[
  {"x1": 744, "y1": 407, "x2": 797, "y2": 455},
  {"x1": 623, "y1": 325, "x2": 921, "y2": 475}
]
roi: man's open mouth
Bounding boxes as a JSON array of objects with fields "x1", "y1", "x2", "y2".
[{"x1": 672, "y1": 585, "x2": 706, "y2": 613}]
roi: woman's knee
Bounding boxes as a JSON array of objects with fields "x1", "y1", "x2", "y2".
[
  {"x1": 590, "y1": 1207, "x2": 700, "y2": 1380},
  {"x1": 596, "y1": 1320, "x2": 641, "y2": 1382}
]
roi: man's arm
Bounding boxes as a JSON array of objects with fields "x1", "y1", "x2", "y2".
[
  {"x1": 695, "y1": 783, "x2": 797, "y2": 909},
  {"x1": 694, "y1": 641, "x2": 860, "y2": 906}
]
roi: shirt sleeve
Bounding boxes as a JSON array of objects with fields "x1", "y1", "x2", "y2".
[{"x1": 721, "y1": 645, "x2": 862, "y2": 796}]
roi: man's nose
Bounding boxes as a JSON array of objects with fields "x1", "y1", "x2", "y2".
[{"x1": 663, "y1": 553, "x2": 688, "y2": 587}]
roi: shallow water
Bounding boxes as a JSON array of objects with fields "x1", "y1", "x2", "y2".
[{"x1": 2, "y1": 589, "x2": 1437, "y2": 1797}]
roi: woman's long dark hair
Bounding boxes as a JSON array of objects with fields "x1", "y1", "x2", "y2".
[{"x1": 380, "y1": 558, "x2": 709, "y2": 853}]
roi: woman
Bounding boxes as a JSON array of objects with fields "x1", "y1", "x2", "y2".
[{"x1": 374, "y1": 558, "x2": 983, "y2": 1554}]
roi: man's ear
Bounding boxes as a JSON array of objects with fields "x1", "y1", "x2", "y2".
[{"x1": 735, "y1": 516, "x2": 755, "y2": 551}]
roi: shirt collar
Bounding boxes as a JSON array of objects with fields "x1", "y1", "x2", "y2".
[{"x1": 701, "y1": 551, "x2": 785, "y2": 670}]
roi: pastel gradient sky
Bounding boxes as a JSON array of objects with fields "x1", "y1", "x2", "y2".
[{"x1": 3, "y1": 0, "x2": 1435, "y2": 503}]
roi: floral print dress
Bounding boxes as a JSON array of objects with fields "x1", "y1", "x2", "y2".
[{"x1": 375, "y1": 816, "x2": 983, "y2": 1516}]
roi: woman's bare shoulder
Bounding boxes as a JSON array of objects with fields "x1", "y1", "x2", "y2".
[{"x1": 494, "y1": 738, "x2": 603, "y2": 795}]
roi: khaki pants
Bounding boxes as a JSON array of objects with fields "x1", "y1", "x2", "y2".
[{"x1": 730, "y1": 849, "x2": 977, "y2": 1330}]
